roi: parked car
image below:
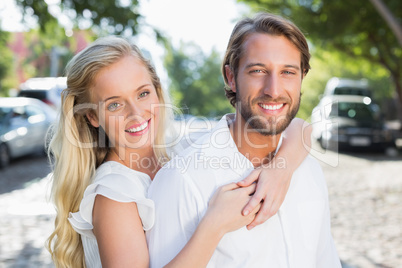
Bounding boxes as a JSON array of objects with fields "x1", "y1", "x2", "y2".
[
  {"x1": 17, "y1": 77, "x2": 67, "y2": 109},
  {"x1": 0, "y1": 97, "x2": 57, "y2": 168},
  {"x1": 311, "y1": 95, "x2": 394, "y2": 151},
  {"x1": 323, "y1": 77, "x2": 372, "y2": 98}
]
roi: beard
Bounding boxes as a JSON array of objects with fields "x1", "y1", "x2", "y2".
[{"x1": 237, "y1": 90, "x2": 301, "y2": 136}]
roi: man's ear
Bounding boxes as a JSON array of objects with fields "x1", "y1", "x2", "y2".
[
  {"x1": 225, "y1": 65, "x2": 237, "y2": 93},
  {"x1": 86, "y1": 111, "x2": 100, "y2": 128}
]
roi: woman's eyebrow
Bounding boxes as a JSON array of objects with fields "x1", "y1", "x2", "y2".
[{"x1": 101, "y1": 84, "x2": 152, "y2": 103}]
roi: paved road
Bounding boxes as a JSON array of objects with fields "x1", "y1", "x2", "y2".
[
  {"x1": 0, "y1": 147, "x2": 401, "y2": 267},
  {"x1": 0, "y1": 154, "x2": 54, "y2": 268}
]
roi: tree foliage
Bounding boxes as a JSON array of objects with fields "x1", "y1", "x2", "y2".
[
  {"x1": 15, "y1": 0, "x2": 141, "y2": 36},
  {"x1": 0, "y1": 29, "x2": 13, "y2": 96},
  {"x1": 163, "y1": 42, "x2": 234, "y2": 117},
  {"x1": 299, "y1": 47, "x2": 394, "y2": 121},
  {"x1": 238, "y1": 0, "x2": 402, "y2": 110},
  {"x1": 21, "y1": 26, "x2": 78, "y2": 77}
]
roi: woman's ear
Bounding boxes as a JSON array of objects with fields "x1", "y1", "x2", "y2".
[
  {"x1": 225, "y1": 65, "x2": 237, "y2": 93},
  {"x1": 86, "y1": 111, "x2": 100, "y2": 128}
]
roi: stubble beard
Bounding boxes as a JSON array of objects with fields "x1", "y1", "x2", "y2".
[{"x1": 237, "y1": 91, "x2": 301, "y2": 136}]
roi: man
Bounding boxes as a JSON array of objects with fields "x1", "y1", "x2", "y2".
[{"x1": 147, "y1": 12, "x2": 341, "y2": 267}]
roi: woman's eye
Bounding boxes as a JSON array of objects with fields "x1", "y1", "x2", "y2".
[
  {"x1": 107, "y1": 103, "x2": 121, "y2": 111},
  {"x1": 139, "y1": 91, "x2": 150, "y2": 98}
]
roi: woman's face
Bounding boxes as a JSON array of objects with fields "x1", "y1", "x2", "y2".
[{"x1": 87, "y1": 55, "x2": 160, "y2": 157}]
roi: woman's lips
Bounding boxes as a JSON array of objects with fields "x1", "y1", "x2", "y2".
[{"x1": 125, "y1": 119, "x2": 150, "y2": 136}]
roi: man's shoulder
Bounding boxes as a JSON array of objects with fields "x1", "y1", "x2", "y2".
[
  {"x1": 152, "y1": 136, "x2": 209, "y2": 189},
  {"x1": 301, "y1": 155, "x2": 324, "y2": 174},
  {"x1": 161, "y1": 125, "x2": 223, "y2": 172},
  {"x1": 292, "y1": 155, "x2": 328, "y2": 195}
]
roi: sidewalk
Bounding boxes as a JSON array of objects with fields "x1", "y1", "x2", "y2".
[
  {"x1": 0, "y1": 175, "x2": 55, "y2": 267},
  {"x1": 1, "y1": 150, "x2": 401, "y2": 267}
]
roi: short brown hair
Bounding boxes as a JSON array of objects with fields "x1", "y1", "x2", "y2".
[{"x1": 222, "y1": 12, "x2": 311, "y2": 107}]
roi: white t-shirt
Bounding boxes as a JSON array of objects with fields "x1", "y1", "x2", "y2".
[
  {"x1": 68, "y1": 161, "x2": 154, "y2": 268},
  {"x1": 147, "y1": 114, "x2": 341, "y2": 268}
]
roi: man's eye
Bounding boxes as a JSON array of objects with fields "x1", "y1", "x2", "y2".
[
  {"x1": 283, "y1": 71, "x2": 295, "y2": 75},
  {"x1": 251, "y1": 69, "x2": 263, "y2": 73},
  {"x1": 107, "y1": 103, "x2": 121, "y2": 111}
]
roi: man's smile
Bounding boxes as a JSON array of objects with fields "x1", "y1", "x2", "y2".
[{"x1": 258, "y1": 103, "x2": 285, "y2": 111}]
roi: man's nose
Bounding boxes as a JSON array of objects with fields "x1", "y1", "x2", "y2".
[{"x1": 263, "y1": 75, "x2": 281, "y2": 99}]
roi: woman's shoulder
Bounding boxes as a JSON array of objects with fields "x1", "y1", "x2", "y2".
[
  {"x1": 89, "y1": 161, "x2": 152, "y2": 200},
  {"x1": 96, "y1": 161, "x2": 151, "y2": 181},
  {"x1": 69, "y1": 161, "x2": 155, "y2": 235}
]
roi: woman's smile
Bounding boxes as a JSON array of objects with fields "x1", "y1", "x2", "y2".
[{"x1": 125, "y1": 118, "x2": 151, "y2": 136}]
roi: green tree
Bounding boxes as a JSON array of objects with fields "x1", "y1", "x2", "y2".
[
  {"x1": 15, "y1": 0, "x2": 141, "y2": 36},
  {"x1": 0, "y1": 29, "x2": 13, "y2": 96},
  {"x1": 238, "y1": 0, "x2": 402, "y2": 114},
  {"x1": 299, "y1": 47, "x2": 393, "y2": 121},
  {"x1": 21, "y1": 23, "x2": 78, "y2": 78},
  {"x1": 164, "y1": 42, "x2": 233, "y2": 117}
]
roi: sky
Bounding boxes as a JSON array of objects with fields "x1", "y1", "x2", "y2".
[
  {"x1": 0, "y1": 0, "x2": 250, "y2": 85},
  {"x1": 138, "y1": 0, "x2": 249, "y2": 53}
]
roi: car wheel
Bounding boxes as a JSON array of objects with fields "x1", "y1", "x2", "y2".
[
  {"x1": 320, "y1": 137, "x2": 328, "y2": 149},
  {"x1": 0, "y1": 143, "x2": 10, "y2": 168}
]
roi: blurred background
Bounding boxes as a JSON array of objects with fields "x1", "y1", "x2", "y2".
[{"x1": 0, "y1": 0, "x2": 401, "y2": 267}]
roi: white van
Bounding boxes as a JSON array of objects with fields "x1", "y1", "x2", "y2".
[
  {"x1": 18, "y1": 77, "x2": 67, "y2": 109},
  {"x1": 323, "y1": 77, "x2": 372, "y2": 98}
]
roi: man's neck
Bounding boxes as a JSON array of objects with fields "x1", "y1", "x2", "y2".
[{"x1": 228, "y1": 114, "x2": 281, "y2": 168}]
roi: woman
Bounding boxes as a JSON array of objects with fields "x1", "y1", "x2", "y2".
[{"x1": 46, "y1": 36, "x2": 310, "y2": 267}]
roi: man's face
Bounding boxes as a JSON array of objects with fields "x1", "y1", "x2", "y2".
[{"x1": 225, "y1": 33, "x2": 303, "y2": 136}]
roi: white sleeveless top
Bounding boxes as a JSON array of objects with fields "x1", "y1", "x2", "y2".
[{"x1": 68, "y1": 161, "x2": 154, "y2": 268}]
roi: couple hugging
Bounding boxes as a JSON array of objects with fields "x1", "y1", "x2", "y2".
[{"x1": 47, "y1": 12, "x2": 341, "y2": 268}]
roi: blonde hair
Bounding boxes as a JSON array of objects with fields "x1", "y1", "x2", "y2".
[{"x1": 46, "y1": 36, "x2": 172, "y2": 267}]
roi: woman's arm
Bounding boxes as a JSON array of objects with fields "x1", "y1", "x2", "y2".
[
  {"x1": 93, "y1": 195, "x2": 149, "y2": 268},
  {"x1": 164, "y1": 183, "x2": 260, "y2": 268},
  {"x1": 238, "y1": 117, "x2": 312, "y2": 229},
  {"x1": 94, "y1": 183, "x2": 259, "y2": 268}
]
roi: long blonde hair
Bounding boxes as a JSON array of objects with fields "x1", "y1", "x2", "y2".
[{"x1": 46, "y1": 36, "x2": 172, "y2": 267}]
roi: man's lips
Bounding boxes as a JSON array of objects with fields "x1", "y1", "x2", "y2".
[
  {"x1": 125, "y1": 119, "x2": 150, "y2": 133},
  {"x1": 258, "y1": 103, "x2": 285, "y2": 111}
]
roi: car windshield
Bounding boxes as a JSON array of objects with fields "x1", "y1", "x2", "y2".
[
  {"x1": 333, "y1": 87, "x2": 371, "y2": 97},
  {"x1": 329, "y1": 102, "x2": 374, "y2": 121},
  {"x1": 18, "y1": 90, "x2": 47, "y2": 100}
]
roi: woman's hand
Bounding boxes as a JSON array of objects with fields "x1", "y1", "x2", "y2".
[
  {"x1": 237, "y1": 118, "x2": 312, "y2": 230},
  {"x1": 202, "y1": 183, "x2": 261, "y2": 236},
  {"x1": 164, "y1": 183, "x2": 261, "y2": 268},
  {"x1": 237, "y1": 164, "x2": 292, "y2": 230}
]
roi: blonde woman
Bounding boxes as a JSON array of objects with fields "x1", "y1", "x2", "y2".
[{"x1": 46, "y1": 36, "x2": 310, "y2": 267}]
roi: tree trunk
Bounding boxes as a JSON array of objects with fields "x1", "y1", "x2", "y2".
[
  {"x1": 393, "y1": 76, "x2": 402, "y2": 129},
  {"x1": 369, "y1": 0, "x2": 402, "y2": 46}
]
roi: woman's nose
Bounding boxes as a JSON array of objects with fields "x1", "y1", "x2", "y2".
[{"x1": 126, "y1": 101, "x2": 146, "y2": 121}]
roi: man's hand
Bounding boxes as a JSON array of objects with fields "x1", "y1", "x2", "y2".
[{"x1": 237, "y1": 164, "x2": 292, "y2": 230}]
